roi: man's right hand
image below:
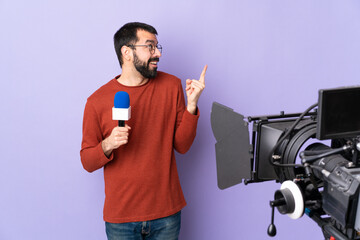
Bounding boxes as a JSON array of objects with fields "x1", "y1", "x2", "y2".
[{"x1": 102, "y1": 125, "x2": 131, "y2": 157}]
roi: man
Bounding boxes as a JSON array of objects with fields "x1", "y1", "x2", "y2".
[{"x1": 80, "y1": 22, "x2": 206, "y2": 240}]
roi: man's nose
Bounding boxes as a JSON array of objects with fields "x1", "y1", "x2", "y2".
[{"x1": 153, "y1": 47, "x2": 162, "y2": 57}]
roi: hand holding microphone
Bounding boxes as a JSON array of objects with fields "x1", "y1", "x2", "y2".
[
  {"x1": 102, "y1": 125, "x2": 131, "y2": 156},
  {"x1": 102, "y1": 91, "x2": 131, "y2": 157}
]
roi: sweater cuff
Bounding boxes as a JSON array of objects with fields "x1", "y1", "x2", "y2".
[
  {"x1": 185, "y1": 107, "x2": 200, "y2": 121},
  {"x1": 97, "y1": 141, "x2": 114, "y2": 164}
]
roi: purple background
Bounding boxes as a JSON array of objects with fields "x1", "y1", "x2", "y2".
[{"x1": 1, "y1": 1, "x2": 360, "y2": 239}]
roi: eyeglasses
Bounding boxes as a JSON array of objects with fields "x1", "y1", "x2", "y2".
[{"x1": 127, "y1": 44, "x2": 162, "y2": 54}]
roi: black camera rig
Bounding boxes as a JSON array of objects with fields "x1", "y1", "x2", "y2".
[{"x1": 211, "y1": 86, "x2": 360, "y2": 240}]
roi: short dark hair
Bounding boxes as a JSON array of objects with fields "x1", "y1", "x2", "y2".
[{"x1": 114, "y1": 22, "x2": 158, "y2": 67}]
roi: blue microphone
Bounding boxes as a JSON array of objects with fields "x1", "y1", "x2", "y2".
[{"x1": 112, "y1": 91, "x2": 131, "y2": 127}]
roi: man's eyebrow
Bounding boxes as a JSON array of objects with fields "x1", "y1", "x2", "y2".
[{"x1": 145, "y1": 40, "x2": 157, "y2": 44}]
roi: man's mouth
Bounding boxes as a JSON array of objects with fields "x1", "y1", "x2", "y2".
[
  {"x1": 150, "y1": 61, "x2": 158, "y2": 67},
  {"x1": 148, "y1": 58, "x2": 159, "y2": 67}
]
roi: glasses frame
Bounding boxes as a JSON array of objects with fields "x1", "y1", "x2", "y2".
[{"x1": 127, "y1": 44, "x2": 162, "y2": 54}]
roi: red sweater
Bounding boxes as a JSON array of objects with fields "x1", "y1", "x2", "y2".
[{"x1": 80, "y1": 71, "x2": 199, "y2": 223}]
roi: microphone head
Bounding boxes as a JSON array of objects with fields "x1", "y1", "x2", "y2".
[{"x1": 114, "y1": 91, "x2": 130, "y2": 108}]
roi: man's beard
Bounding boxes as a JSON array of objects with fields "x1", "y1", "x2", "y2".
[{"x1": 133, "y1": 53, "x2": 159, "y2": 79}]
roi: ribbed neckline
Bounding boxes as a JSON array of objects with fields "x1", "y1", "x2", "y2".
[{"x1": 112, "y1": 75, "x2": 152, "y2": 89}]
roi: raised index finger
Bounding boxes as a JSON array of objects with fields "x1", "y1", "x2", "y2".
[{"x1": 199, "y1": 65, "x2": 208, "y2": 83}]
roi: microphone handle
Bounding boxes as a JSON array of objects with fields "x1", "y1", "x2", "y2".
[{"x1": 118, "y1": 120, "x2": 125, "y2": 127}]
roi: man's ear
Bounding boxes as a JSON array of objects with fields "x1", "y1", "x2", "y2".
[{"x1": 121, "y1": 45, "x2": 132, "y2": 62}]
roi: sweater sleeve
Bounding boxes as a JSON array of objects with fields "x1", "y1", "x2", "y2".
[
  {"x1": 80, "y1": 100, "x2": 113, "y2": 172},
  {"x1": 173, "y1": 81, "x2": 200, "y2": 154}
]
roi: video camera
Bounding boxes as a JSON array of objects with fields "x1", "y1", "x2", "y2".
[{"x1": 211, "y1": 86, "x2": 360, "y2": 240}]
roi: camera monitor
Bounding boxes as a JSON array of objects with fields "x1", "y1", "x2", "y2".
[{"x1": 317, "y1": 86, "x2": 360, "y2": 140}]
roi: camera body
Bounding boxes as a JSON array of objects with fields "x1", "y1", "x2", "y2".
[{"x1": 211, "y1": 86, "x2": 360, "y2": 239}]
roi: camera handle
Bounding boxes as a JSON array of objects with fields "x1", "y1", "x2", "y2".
[
  {"x1": 267, "y1": 181, "x2": 305, "y2": 237},
  {"x1": 267, "y1": 203, "x2": 277, "y2": 237},
  {"x1": 267, "y1": 192, "x2": 295, "y2": 237}
]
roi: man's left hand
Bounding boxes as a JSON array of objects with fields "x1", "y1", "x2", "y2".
[{"x1": 186, "y1": 65, "x2": 207, "y2": 114}]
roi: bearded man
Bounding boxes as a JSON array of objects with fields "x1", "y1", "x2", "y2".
[{"x1": 80, "y1": 22, "x2": 207, "y2": 240}]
